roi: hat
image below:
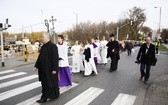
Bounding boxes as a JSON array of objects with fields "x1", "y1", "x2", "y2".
[{"x1": 110, "y1": 33, "x2": 115, "y2": 37}]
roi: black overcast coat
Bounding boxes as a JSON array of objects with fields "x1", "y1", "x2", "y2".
[
  {"x1": 137, "y1": 43, "x2": 156, "y2": 65},
  {"x1": 35, "y1": 41, "x2": 59, "y2": 87}
]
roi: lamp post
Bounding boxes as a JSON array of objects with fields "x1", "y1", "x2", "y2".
[
  {"x1": 73, "y1": 12, "x2": 78, "y2": 27},
  {"x1": 116, "y1": 20, "x2": 132, "y2": 41},
  {"x1": 154, "y1": 7, "x2": 162, "y2": 33}
]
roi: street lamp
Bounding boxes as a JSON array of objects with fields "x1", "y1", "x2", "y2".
[
  {"x1": 116, "y1": 20, "x2": 133, "y2": 41},
  {"x1": 154, "y1": 6, "x2": 162, "y2": 33},
  {"x1": 73, "y1": 12, "x2": 78, "y2": 27}
]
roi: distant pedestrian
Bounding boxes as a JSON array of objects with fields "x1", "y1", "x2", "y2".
[
  {"x1": 106, "y1": 34, "x2": 120, "y2": 72},
  {"x1": 24, "y1": 45, "x2": 28, "y2": 62},
  {"x1": 136, "y1": 37, "x2": 156, "y2": 84},
  {"x1": 155, "y1": 40, "x2": 160, "y2": 54},
  {"x1": 125, "y1": 40, "x2": 133, "y2": 56},
  {"x1": 34, "y1": 32, "x2": 59, "y2": 103},
  {"x1": 57, "y1": 35, "x2": 72, "y2": 86}
]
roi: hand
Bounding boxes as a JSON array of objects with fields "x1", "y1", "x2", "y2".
[
  {"x1": 112, "y1": 49, "x2": 115, "y2": 52},
  {"x1": 52, "y1": 71, "x2": 56, "y2": 74},
  {"x1": 33, "y1": 67, "x2": 38, "y2": 72}
]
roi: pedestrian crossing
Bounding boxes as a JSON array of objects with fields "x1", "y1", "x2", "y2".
[{"x1": 0, "y1": 69, "x2": 137, "y2": 105}]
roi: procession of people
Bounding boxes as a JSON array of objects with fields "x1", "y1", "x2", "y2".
[{"x1": 34, "y1": 32, "x2": 157, "y2": 103}]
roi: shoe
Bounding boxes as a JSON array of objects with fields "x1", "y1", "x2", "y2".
[
  {"x1": 144, "y1": 80, "x2": 148, "y2": 84},
  {"x1": 109, "y1": 69, "x2": 113, "y2": 72},
  {"x1": 36, "y1": 99, "x2": 47, "y2": 103},
  {"x1": 139, "y1": 76, "x2": 143, "y2": 81}
]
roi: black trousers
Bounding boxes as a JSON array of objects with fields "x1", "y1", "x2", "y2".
[
  {"x1": 41, "y1": 78, "x2": 59, "y2": 100},
  {"x1": 110, "y1": 54, "x2": 119, "y2": 71},
  {"x1": 140, "y1": 63, "x2": 151, "y2": 81},
  {"x1": 127, "y1": 49, "x2": 132, "y2": 56}
]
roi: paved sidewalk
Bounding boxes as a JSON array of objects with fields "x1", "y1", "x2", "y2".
[
  {"x1": 0, "y1": 56, "x2": 35, "y2": 71},
  {"x1": 144, "y1": 44, "x2": 168, "y2": 105}
]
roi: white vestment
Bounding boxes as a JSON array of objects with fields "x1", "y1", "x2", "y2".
[
  {"x1": 94, "y1": 41, "x2": 101, "y2": 64},
  {"x1": 70, "y1": 45, "x2": 81, "y2": 73},
  {"x1": 100, "y1": 40, "x2": 108, "y2": 64},
  {"x1": 57, "y1": 43, "x2": 69, "y2": 67},
  {"x1": 84, "y1": 44, "x2": 98, "y2": 76}
]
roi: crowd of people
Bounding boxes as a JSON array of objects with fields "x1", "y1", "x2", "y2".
[{"x1": 34, "y1": 32, "x2": 157, "y2": 103}]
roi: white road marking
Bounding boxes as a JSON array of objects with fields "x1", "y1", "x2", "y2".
[
  {"x1": 0, "y1": 81, "x2": 41, "y2": 101},
  {"x1": 0, "y1": 72, "x2": 27, "y2": 81},
  {"x1": 0, "y1": 69, "x2": 15, "y2": 75},
  {"x1": 16, "y1": 82, "x2": 78, "y2": 105},
  {"x1": 0, "y1": 75, "x2": 38, "y2": 89},
  {"x1": 111, "y1": 93, "x2": 136, "y2": 105},
  {"x1": 65, "y1": 87, "x2": 104, "y2": 105}
]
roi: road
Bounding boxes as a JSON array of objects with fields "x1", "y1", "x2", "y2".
[{"x1": 0, "y1": 47, "x2": 167, "y2": 105}]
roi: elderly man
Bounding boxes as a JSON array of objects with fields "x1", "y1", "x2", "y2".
[
  {"x1": 34, "y1": 32, "x2": 59, "y2": 103},
  {"x1": 136, "y1": 36, "x2": 156, "y2": 84}
]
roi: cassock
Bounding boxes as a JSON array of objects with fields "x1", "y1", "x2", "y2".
[
  {"x1": 100, "y1": 40, "x2": 108, "y2": 64},
  {"x1": 35, "y1": 41, "x2": 59, "y2": 100},
  {"x1": 57, "y1": 42, "x2": 72, "y2": 86},
  {"x1": 83, "y1": 44, "x2": 98, "y2": 76},
  {"x1": 106, "y1": 40, "x2": 120, "y2": 71},
  {"x1": 70, "y1": 45, "x2": 81, "y2": 73}
]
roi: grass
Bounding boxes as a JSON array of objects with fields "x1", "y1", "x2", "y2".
[{"x1": 159, "y1": 44, "x2": 168, "y2": 51}]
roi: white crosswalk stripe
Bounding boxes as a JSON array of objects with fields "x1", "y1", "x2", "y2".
[
  {"x1": 0, "y1": 70, "x2": 137, "y2": 105},
  {"x1": 0, "y1": 81, "x2": 41, "y2": 101},
  {"x1": 111, "y1": 93, "x2": 136, "y2": 105},
  {"x1": 65, "y1": 87, "x2": 104, "y2": 105},
  {"x1": 16, "y1": 82, "x2": 78, "y2": 105},
  {"x1": 0, "y1": 72, "x2": 27, "y2": 81},
  {"x1": 0, "y1": 69, "x2": 15, "y2": 75},
  {"x1": 0, "y1": 75, "x2": 38, "y2": 89}
]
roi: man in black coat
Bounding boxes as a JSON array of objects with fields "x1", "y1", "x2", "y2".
[
  {"x1": 136, "y1": 36, "x2": 156, "y2": 84},
  {"x1": 34, "y1": 32, "x2": 59, "y2": 103},
  {"x1": 125, "y1": 40, "x2": 133, "y2": 56},
  {"x1": 106, "y1": 34, "x2": 120, "y2": 72}
]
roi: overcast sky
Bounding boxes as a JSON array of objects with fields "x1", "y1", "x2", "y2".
[{"x1": 0, "y1": 0, "x2": 168, "y2": 33}]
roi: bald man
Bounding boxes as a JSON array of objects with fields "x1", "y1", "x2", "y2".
[
  {"x1": 136, "y1": 37, "x2": 156, "y2": 84},
  {"x1": 34, "y1": 32, "x2": 59, "y2": 103}
]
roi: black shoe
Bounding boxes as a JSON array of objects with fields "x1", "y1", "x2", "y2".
[
  {"x1": 139, "y1": 76, "x2": 143, "y2": 81},
  {"x1": 36, "y1": 99, "x2": 47, "y2": 103},
  {"x1": 144, "y1": 80, "x2": 148, "y2": 84}
]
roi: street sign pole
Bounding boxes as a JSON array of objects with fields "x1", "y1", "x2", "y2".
[{"x1": 0, "y1": 30, "x2": 5, "y2": 67}]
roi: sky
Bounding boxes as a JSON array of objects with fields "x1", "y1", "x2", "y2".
[{"x1": 0, "y1": 0, "x2": 168, "y2": 33}]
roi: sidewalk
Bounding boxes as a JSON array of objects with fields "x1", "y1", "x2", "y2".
[
  {"x1": 144, "y1": 44, "x2": 168, "y2": 105},
  {"x1": 0, "y1": 56, "x2": 36, "y2": 71}
]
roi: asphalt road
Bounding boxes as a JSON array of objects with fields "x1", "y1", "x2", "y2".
[{"x1": 0, "y1": 47, "x2": 167, "y2": 105}]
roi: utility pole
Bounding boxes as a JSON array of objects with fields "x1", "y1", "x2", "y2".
[
  {"x1": 73, "y1": 12, "x2": 78, "y2": 27},
  {"x1": 49, "y1": 16, "x2": 57, "y2": 44},
  {"x1": 0, "y1": 18, "x2": 11, "y2": 67},
  {"x1": 154, "y1": 7, "x2": 162, "y2": 33}
]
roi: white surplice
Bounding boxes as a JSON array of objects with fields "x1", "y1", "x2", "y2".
[
  {"x1": 84, "y1": 44, "x2": 98, "y2": 76},
  {"x1": 57, "y1": 42, "x2": 69, "y2": 67},
  {"x1": 70, "y1": 45, "x2": 81, "y2": 73},
  {"x1": 100, "y1": 40, "x2": 108, "y2": 64},
  {"x1": 94, "y1": 41, "x2": 101, "y2": 64}
]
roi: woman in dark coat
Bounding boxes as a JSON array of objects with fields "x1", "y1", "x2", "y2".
[
  {"x1": 106, "y1": 34, "x2": 120, "y2": 72},
  {"x1": 34, "y1": 32, "x2": 59, "y2": 103}
]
